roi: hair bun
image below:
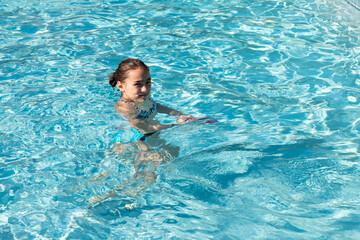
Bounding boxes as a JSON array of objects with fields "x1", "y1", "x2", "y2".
[{"x1": 109, "y1": 73, "x2": 117, "y2": 87}]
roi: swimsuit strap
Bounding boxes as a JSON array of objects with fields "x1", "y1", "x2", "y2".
[
  {"x1": 119, "y1": 99, "x2": 137, "y2": 108},
  {"x1": 118, "y1": 99, "x2": 155, "y2": 110}
]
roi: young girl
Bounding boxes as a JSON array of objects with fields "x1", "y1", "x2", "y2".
[
  {"x1": 89, "y1": 59, "x2": 195, "y2": 208},
  {"x1": 109, "y1": 58, "x2": 194, "y2": 144}
]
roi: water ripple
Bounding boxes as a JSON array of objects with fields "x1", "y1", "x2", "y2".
[{"x1": 2, "y1": 0, "x2": 360, "y2": 239}]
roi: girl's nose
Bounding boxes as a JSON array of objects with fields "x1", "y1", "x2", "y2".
[{"x1": 140, "y1": 85, "x2": 148, "y2": 92}]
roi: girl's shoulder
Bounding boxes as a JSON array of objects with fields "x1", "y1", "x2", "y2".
[{"x1": 115, "y1": 100, "x2": 137, "y2": 118}]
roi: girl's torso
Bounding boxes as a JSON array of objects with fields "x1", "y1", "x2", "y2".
[{"x1": 115, "y1": 98, "x2": 159, "y2": 133}]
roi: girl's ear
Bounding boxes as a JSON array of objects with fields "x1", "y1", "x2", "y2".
[{"x1": 117, "y1": 81, "x2": 124, "y2": 91}]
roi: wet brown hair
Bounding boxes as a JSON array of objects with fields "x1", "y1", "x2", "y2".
[{"x1": 109, "y1": 58, "x2": 149, "y2": 88}]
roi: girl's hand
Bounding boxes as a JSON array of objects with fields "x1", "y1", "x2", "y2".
[{"x1": 176, "y1": 115, "x2": 196, "y2": 124}]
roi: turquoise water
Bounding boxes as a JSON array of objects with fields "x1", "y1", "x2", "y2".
[{"x1": 1, "y1": 0, "x2": 360, "y2": 239}]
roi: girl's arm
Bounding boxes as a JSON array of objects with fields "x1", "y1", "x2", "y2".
[
  {"x1": 156, "y1": 103, "x2": 182, "y2": 116},
  {"x1": 156, "y1": 103, "x2": 194, "y2": 123},
  {"x1": 133, "y1": 120, "x2": 179, "y2": 132}
]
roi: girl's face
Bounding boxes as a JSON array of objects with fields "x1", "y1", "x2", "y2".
[{"x1": 117, "y1": 68, "x2": 151, "y2": 102}]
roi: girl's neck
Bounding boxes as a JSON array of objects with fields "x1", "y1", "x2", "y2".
[
  {"x1": 121, "y1": 93, "x2": 151, "y2": 101},
  {"x1": 120, "y1": 97, "x2": 152, "y2": 108}
]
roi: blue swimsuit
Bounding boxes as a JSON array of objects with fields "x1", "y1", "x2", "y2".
[
  {"x1": 113, "y1": 128, "x2": 156, "y2": 144},
  {"x1": 114, "y1": 99, "x2": 157, "y2": 144}
]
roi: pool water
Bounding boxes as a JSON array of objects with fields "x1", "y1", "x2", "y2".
[{"x1": 1, "y1": 0, "x2": 360, "y2": 239}]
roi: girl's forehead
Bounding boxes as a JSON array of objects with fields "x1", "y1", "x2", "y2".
[
  {"x1": 128, "y1": 68, "x2": 149, "y2": 77},
  {"x1": 125, "y1": 68, "x2": 150, "y2": 82}
]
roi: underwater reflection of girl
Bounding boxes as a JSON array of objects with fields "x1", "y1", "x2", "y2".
[{"x1": 88, "y1": 58, "x2": 196, "y2": 208}]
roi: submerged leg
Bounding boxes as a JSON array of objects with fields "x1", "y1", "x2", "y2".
[
  {"x1": 112, "y1": 142, "x2": 128, "y2": 155},
  {"x1": 88, "y1": 139, "x2": 176, "y2": 208}
]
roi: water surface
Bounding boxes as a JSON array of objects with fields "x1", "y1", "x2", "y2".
[{"x1": 1, "y1": 0, "x2": 360, "y2": 239}]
